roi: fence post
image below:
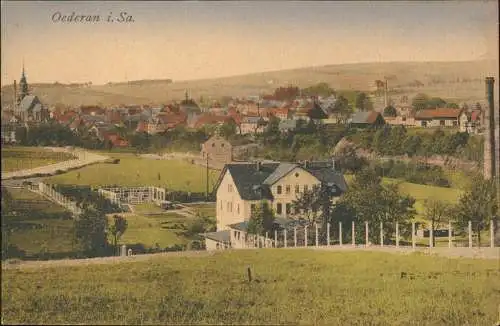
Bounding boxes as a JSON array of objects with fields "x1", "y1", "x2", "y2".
[
  {"x1": 284, "y1": 229, "x2": 287, "y2": 248},
  {"x1": 468, "y1": 221, "x2": 472, "y2": 248},
  {"x1": 491, "y1": 220, "x2": 494, "y2": 248},
  {"x1": 339, "y1": 222, "x2": 343, "y2": 246},
  {"x1": 315, "y1": 223, "x2": 319, "y2": 247},
  {"x1": 274, "y1": 230, "x2": 278, "y2": 248},
  {"x1": 365, "y1": 221, "x2": 369, "y2": 247},
  {"x1": 294, "y1": 227, "x2": 297, "y2": 247},
  {"x1": 304, "y1": 225, "x2": 308, "y2": 247},
  {"x1": 429, "y1": 228, "x2": 433, "y2": 248},
  {"x1": 327, "y1": 223, "x2": 330, "y2": 246},
  {"x1": 448, "y1": 222, "x2": 452, "y2": 248},
  {"x1": 412, "y1": 222, "x2": 416, "y2": 249},
  {"x1": 352, "y1": 221, "x2": 355, "y2": 246},
  {"x1": 265, "y1": 232, "x2": 269, "y2": 248},
  {"x1": 380, "y1": 221, "x2": 383, "y2": 247},
  {"x1": 395, "y1": 222, "x2": 399, "y2": 248}
]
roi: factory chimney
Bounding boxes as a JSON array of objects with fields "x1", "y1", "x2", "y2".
[
  {"x1": 384, "y1": 79, "x2": 388, "y2": 108},
  {"x1": 484, "y1": 77, "x2": 497, "y2": 180}
]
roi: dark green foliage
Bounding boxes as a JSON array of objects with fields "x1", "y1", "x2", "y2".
[
  {"x1": 454, "y1": 175, "x2": 498, "y2": 247},
  {"x1": 383, "y1": 106, "x2": 397, "y2": 117},
  {"x1": 247, "y1": 201, "x2": 275, "y2": 236},
  {"x1": 373, "y1": 159, "x2": 450, "y2": 187},
  {"x1": 53, "y1": 185, "x2": 124, "y2": 214},
  {"x1": 355, "y1": 92, "x2": 373, "y2": 111},
  {"x1": 109, "y1": 215, "x2": 128, "y2": 252},
  {"x1": 74, "y1": 206, "x2": 109, "y2": 256},
  {"x1": 301, "y1": 82, "x2": 335, "y2": 98}
]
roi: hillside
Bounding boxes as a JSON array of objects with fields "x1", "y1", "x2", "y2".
[
  {"x1": 1, "y1": 59, "x2": 497, "y2": 108},
  {"x1": 2, "y1": 250, "x2": 499, "y2": 325}
]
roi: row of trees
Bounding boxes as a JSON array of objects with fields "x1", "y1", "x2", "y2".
[
  {"x1": 246, "y1": 168, "x2": 498, "y2": 247},
  {"x1": 350, "y1": 126, "x2": 483, "y2": 162}
]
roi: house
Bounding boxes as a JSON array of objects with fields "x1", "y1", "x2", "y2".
[
  {"x1": 269, "y1": 107, "x2": 291, "y2": 120},
  {"x1": 203, "y1": 160, "x2": 347, "y2": 249},
  {"x1": 240, "y1": 116, "x2": 267, "y2": 135},
  {"x1": 294, "y1": 101, "x2": 328, "y2": 121},
  {"x1": 102, "y1": 132, "x2": 129, "y2": 147},
  {"x1": 349, "y1": 111, "x2": 385, "y2": 128},
  {"x1": 194, "y1": 114, "x2": 233, "y2": 130},
  {"x1": 384, "y1": 115, "x2": 416, "y2": 127},
  {"x1": 201, "y1": 135, "x2": 233, "y2": 164},
  {"x1": 414, "y1": 108, "x2": 464, "y2": 128}
]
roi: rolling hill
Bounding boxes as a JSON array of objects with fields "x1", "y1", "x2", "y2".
[{"x1": 1, "y1": 59, "x2": 497, "y2": 108}]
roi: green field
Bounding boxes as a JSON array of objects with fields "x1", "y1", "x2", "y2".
[
  {"x1": 1, "y1": 147, "x2": 74, "y2": 172},
  {"x1": 109, "y1": 212, "x2": 193, "y2": 249},
  {"x1": 3, "y1": 188, "x2": 77, "y2": 257},
  {"x1": 2, "y1": 250, "x2": 499, "y2": 325},
  {"x1": 43, "y1": 154, "x2": 220, "y2": 191},
  {"x1": 184, "y1": 203, "x2": 216, "y2": 218}
]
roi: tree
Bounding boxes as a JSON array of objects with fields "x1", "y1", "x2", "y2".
[
  {"x1": 301, "y1": 82, "x2": 335, "y2": 98},
  {"x1": 335, "y1": 167, "x2": 415, "y2": 243},
  {"x1": 383, "y1": 106, "x2": 397, "y2": 117},
  {"x1": 219, "y1": 120, "x2": 237, "y2": 138},
  {"x1": 454, "y1": 175, "x2": 498, "y2": 247},
  {"x1": 355, "y1": 92, "x2": 373, "y2": 111},
  {"x1": 423, "y1": 199, "x2": 452, "y2": 246},
  {"x1": 108, "y1": 215, "x2": 128, "y2": 253},
  {"x1": 247, "y1": 201, "x2": 275, "y2": 236},
  {"x1": 412, "y1": 93, "x2": 430, "y2": 111},
  {"x1": 74, "y1": 206, "x2": 108, "y2": 256},
  {"x1": 334, "y1": 144, "x2": 368, "y2": 173},
  {"x1": 427, "y1": 97, "x2": 447, "y2": 108}
]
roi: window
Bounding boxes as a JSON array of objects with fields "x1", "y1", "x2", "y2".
[
  {"x1": 220, "y1": 201, "x2": 223, "y2": 211},
  {"x1": 234, "y1": 231, "x2": 237, "y2": 238},
  {"x1": 295, "y1": 185, "x2": 300, "y2": 193},
  {"x1": 312, "y1": 184, "x2": 319, "y2": 192},
  {"x1": 276, "y1": 203, "x2": 282, "y2": 215},
  {"x1": 453, "y1": 121, "x2": 458, "y2": 127},
  {"x1": 228, "y1": 184, "x2": 233, "y2": 192},
  {"x1": 440, "y1": 120, "x2": 445, "y2": 126},
  {"x1": 277, "y1": 185, "x2": 282, "y2": 194},
  {"x1": 237, "y1": 204, "x2": 240, "y2": 214},
  {"x1": 212, "y1": 143, "x2": 215, "y2": 147},
  {"x1": 221, "y1": 143, "x2": 224, "y2": 147},
  {"x1": 286, "y1": 203, "x2": 291, "y2": 215},
  {"x1": 285, "y1": 185, "x2": 291, "y2": 194},
  {"x1": 304, "y1": 185, "x2": 309, "y2": 192}
]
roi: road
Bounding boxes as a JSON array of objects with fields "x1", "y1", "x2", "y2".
[
  {"x1": 2, "y1": 245, "x2": 498, "y2": 271},
  {"x1": 1, "y1": 147, "x2": 109, "y2": 180}
]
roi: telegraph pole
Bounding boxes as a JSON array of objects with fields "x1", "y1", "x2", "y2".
[{"x1": 206, "y1": 153, "x2": 209, "y2": 201}]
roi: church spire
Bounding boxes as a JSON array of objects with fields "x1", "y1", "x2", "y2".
[{"x1": 18, "y1": 60, "x2": 29, "y2": 103}]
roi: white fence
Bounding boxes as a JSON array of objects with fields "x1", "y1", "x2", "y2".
[
  {"x1": 229, "y1": 221, "x2": 498, "y2": 250},
  {"x1": 34, "y1": 182, "x2": 82, "y2": 217},
  {"x1": 98, "y1": 186, "x2": 166, "y2": 205}
]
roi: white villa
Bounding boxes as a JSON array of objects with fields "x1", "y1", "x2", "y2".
[{"x1": 202, "y1": 160, "x2": 347, "y2": 250}]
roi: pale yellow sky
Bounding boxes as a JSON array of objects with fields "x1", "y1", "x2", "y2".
[{"x1": 1, "y1": 1, "x2": 498, "y2": 86}]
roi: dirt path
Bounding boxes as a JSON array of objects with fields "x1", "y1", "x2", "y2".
[{"x1": 1, "y1": 147, "x2": 109, "y2": 180}]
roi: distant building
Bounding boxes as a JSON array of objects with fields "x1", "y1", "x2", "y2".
[
  {"x1": 414, "y1": 108, "x2": 465, "y2": 128},
  {"x1": 349, "y1": 111, "x2": 385, "y2": 128},
  {"x1": 201, "y1": 135, "x2": 233, "y2": 164}
]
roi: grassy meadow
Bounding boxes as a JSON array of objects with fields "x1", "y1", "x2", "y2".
[
  {"x1": 3, "y1": 188, "x2": 77, "y2": 257},
  {"x1": 1, "y1": 146, "x2": 74, "y2": 172},
  {"x1": 43, "y1": 153, "x2": 220, "y2": 191},
  {"x1": 2, "y1": 250, "x2": 499, "y2": 325},
  {"x1": 108, "y1": 212, "x2": 194, "y2": 249}
]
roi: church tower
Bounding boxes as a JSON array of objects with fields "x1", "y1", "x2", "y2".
[{"x1": 18, "y1": 62, "x2": 29, "y2": 104}]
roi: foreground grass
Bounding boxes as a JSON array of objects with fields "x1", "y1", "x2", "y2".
[
  {"x1": 2, "y1": 250, "x2": 499, "y2": 325},
  {"x1": 43, "y1": 155, "x2": 220, "y2": 191},
  {"x1": 1, "y1": 146, "x2": 74, "y2": 172}
]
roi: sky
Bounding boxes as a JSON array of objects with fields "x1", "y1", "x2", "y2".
[{"x1": 1, "y1": 0, "x2": 498, "y2": 85}]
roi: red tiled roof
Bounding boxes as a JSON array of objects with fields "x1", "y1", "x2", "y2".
[
  {"x1": 136, "y1": 121, "x2": 147, "y2": 133},
  {"x1": 194, "y1": 114, "x2": 232, "y2": 129},
  {"x1": 415, "y1": 108, "x2": 463, "y2": 120},
  {"x1": 470, "y1": 110, "x2": 481, "y2": 122}
]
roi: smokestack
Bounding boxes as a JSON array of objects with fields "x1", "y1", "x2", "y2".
[
  {"x1": 484, "y1": 77, "x2": 496, "y2": 180},
  {"x1": 384, "y1": 79, "x2": 388, "y2": 108}
]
